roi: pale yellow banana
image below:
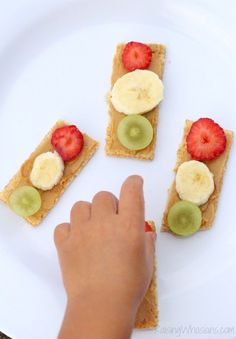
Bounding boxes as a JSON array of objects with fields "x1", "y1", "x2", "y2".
[
  {"x1": 110, "y1": 69, "x2": 163, "y2": 115},
  {"x1": 176, "y1": 160, "x2": 214, "y2": 205},
  {"x1": 30, "y1": 151, "x2": 64, "y2": 191}
]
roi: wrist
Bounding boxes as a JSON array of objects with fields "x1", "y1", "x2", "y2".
[
  {"x1": 67, "y1": 286, "x2": 139, "y2": 317},
  {"x1": 67, "y1": 292, "x2": 137, "y2": 322},
  {"x1": 65, "y1": 292, "x2": 136, "y2": 339}
]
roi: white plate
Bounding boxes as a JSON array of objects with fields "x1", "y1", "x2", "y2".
[{"x1": 0, "y1": 1, "x2": 236, "y2": 338}]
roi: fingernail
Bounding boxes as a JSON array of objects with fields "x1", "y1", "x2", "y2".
[{"x1": 131, "y1": 175, "x2": 143, "y2": 185}]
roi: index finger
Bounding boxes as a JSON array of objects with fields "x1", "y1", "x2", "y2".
[{"x1": 118, "y1": 175, "x2": 144, "y2": 223}]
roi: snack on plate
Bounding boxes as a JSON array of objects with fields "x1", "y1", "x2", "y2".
[
  {"x1": 162, "y1": 118, "x2": 234, "y2": 235},
  {"x1": 0, "y1": 120, "x2": 98, "y2": 226},
  {"x1": 135, "y1": 221, "x2": 158, "y2": 329},
  {"x1": 106, "y1": 41, "x2": 166, "y2": 160}
]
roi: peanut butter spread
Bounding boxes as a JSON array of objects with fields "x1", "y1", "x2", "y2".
[
  {"x1": 106, "y1": 43, "x2": 166, "y2": 160},
  {"x1": 0, "y1": 120, "x2": 98, "y2": 226},
  {"x1": 162, "y1": 120, "x2": 234, "y2": 232}
]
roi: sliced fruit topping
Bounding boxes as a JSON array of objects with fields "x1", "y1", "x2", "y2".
[
  {"x1": 122, "y1": 41, "x2": 152, "y2": 71},
  {"x1": 51, "y1": 125, "x2": 84, "y2": 161},
  {"x1": 30, "y1": 151, "x2": 64, "y2": 191},
  {"x1": 186, "y1": 118, "x2": 226, "y2": 161},
  {"x1": 167, "y1": 201, "x2": 202, "y2": 236},
  {"x1": 111, "y1": 69, "x2": 163, "y2": 115},
  {"x1": 176, "y1": 160, "x2": 214, "y2": 206},
  {"x1": 145, "y1": 221, "x2": 153, "y2": 232},
  {"x1": 9, "y1": 186, "x2": 41, "y2": 217},
  {"x1": 117, "y1": 115, "x2": 153, "y2": 150}
]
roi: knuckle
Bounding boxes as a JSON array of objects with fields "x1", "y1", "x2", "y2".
[
  {"x1": 93, "y1": 191, "x2": 114, "y2": 201},
  {"x1": 71, "y1": 201, "x2": 88, "y2": 215},
  {"x1": 72, "y1": 200, "x2": 86, "y2": 209}
]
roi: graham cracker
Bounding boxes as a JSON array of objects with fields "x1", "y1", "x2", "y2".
[
  {"x1": 162, "y1": 120, "x2": 234, "y2": 233},
  {"x1": 106, "y1": 43, "x2": 166, "y2": 160},
  {"x1": 0, "y1": 120, "x2": 99, "y2": 226},
  {"x1": 135, "y1": 221, "x2": 158, "y2": 329}
]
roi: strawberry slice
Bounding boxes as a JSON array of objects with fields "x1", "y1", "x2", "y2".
[
  {"x1": 145, "y1": 221, "x2": 153, "y2": 232},
  {"x1": 51, "y1": 125, "x2": 84, "y2": 161},
  {"x1": 122, "y1": 41, "x2": 152, "y2": 71},
  {"x1": 186, "y1": 118, "x2": 226, "y2": 161}
]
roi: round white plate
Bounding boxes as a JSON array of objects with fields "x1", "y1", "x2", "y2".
[{"x1": 0, "y1": 1, "x2": 235, "y2": 338}]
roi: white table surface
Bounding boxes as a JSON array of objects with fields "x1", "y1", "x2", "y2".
[{"x1": 0, "y1": 1, "x2": 236, "y2": 338}]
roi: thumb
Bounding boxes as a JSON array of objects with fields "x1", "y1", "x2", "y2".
[{"x1": 54, "y1": 223, "x2": 70, "y2": 249}]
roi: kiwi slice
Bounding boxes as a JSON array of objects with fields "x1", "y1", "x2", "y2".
[
  {"x1": 9, "y1": 186, "x2": 41, "y2": 217},
  {"x1": 117, "y1": 115, "x2": 153, "y2": 150},
  {"x1": 167, "y1": 201, "x2": 202, "y2": 236}
]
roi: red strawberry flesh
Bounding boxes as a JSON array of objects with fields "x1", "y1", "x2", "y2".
[
  {"x1": 51, "y1": 125, "x2": 84, "y2": 161},
  {"x1": 122, "y1": 41, "x2": 152, "y2": 71},
  {"x1": 145, "y1": 221, "x2": 153, "y2": 232},
  {"x1": 186, "y1": 118, "x2": 226, "y2": 161}
]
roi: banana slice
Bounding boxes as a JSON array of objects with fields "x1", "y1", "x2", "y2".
[
  {"x1": 176, "y1": 160, "x2": 214, "y2": 206},
  {"x1": 110, "y1": 69, "x2": 163, "y2": 115},
  {"x1": 30, "y1": 152, "x2": 64, "y2": 191}
]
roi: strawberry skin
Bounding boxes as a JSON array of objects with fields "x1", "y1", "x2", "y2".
[
  {"x1": 122, "y1": 41, "x2": 152, "y2": 71},
  {"x1": 51, "y1": 125, "x2": 84, "y2": 161},
  {"x1": 145, "y1": 221, "x2": 153, "y2": 232},
  {"x1": 186, "y1": 118, "x2": 226, "y2": 161}
]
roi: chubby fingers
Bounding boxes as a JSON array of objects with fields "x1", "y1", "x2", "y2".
[
  {"x1": 91, "y1": 191, "x2": 118, "y2": 219},
  {"x1": 70, "y1": 201, "x2": 91, "y2": 227},
  {"x1": 118, "y1": 175, "x2": 144, "y2": 225},
  {"x1": 54, "y1": 222, "x2": 70, "y2": 248}
]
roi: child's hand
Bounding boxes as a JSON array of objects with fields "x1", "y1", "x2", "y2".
[{"x1": 54, "y1": 175, "x2": 155, "y2": 339}]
